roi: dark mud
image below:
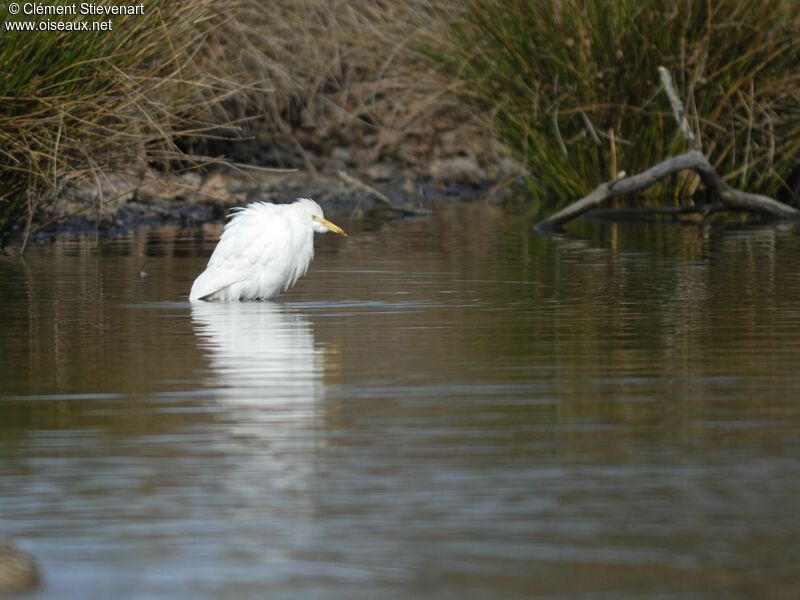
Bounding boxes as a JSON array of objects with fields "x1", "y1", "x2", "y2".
[{"x1": 22, "y1": 167, "x2": 503, "y2": 248}]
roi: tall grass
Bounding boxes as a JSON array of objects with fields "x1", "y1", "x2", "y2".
[
  {"x1": 0, "y1": 0, "x2": 238, "y2": 242},
  {"x1": 10, "y1": 0, "x2": 792, "y2": 242},
  {"x1": 431, "y1": 0, "x2": 800, "y2": 210},
  {"x1": 200, "y1": 0, "x2": 471, "y2": 168}
]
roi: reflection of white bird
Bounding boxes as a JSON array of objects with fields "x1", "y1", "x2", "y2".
[
  {"x1": 190, "y1": 198, "x2": 346, "y2": 302},
  {"x1": 191, "y1": 302, "x2": 324, "y2": 492},
  {"x1": 191, "y1": 302, "x2": 321, "y2": 405}
]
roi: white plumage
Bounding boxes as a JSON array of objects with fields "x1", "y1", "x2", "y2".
[{"x1": 190, "y1": 198, "x2": 346, "y2": 302}]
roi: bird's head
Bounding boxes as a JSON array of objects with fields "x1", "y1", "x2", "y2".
[{"x1": 297, "y1": 198, "x2": 347, "y2": 236}]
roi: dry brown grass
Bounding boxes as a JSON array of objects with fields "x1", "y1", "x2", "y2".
[
  {"x1": 0, "y1": 0, "x2": 248, "y2": 244},
  {"x1": 201, "y1": 1, "x2": 491, "y2": 172}
]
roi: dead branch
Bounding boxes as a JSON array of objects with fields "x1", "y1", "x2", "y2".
[{"x1": 535, "y1": 68, "x2": 799, "y2": 233}]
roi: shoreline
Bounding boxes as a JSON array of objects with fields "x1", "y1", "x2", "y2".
[{"x1": 14, "y1": 166, "x2": 503, "y2": 250}]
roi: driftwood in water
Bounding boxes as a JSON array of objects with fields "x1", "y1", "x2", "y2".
[{"x1": 535, "y1": 67, "x2": 799, "y2": 233}]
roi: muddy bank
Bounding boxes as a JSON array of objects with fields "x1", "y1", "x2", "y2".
[{"x1": 20, "y1": 161, "x2": 509, "y2": 248}]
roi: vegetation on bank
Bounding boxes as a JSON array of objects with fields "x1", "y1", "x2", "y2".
[
  {"x1": 0, "y1": 0, "x2": 239, "y2": 242},
  {"x1": 1, "y1": 0, "x2": 798, "y2": 244},
  {"x1": 0, "y1": 0, "x2": 465, "y2": 244},
  {"x1": 432, "y1": 0, "x2": 800, "y2": 211}
]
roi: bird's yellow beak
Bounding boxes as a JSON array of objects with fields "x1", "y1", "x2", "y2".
[{"x1": 313, "y1": 215, "x2": 347, "y2": 236}]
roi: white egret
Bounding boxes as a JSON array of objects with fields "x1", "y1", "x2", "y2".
[{"x1": 190, "y1": 198, "x2": 346, "y2": 301}]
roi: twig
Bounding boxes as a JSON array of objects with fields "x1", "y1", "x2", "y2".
[
  {"x1": 20, "y1": 186, "x2": 36, "y2": 255},
  {"x1": 338, "y1": 170, "x2": 394, "y2": 206},
  {"x1": 337, "y1": 170, "x2": 432, "y2": 216},
  {"x1": 53, "y1": 113, "x2": 63, "y2": 185},
  {"x1": 290, "y1": 133, "x2": 318, "y2": 177},
  {"x1": 581, "y1": 111, "x2": 601, "y2": 145},
  {"x1": 609, "y1": 128, "x2": 617, "y2": 177},
  {"x1": 658, "y1": 66, "x2": 701, "y2": 152},
  {"x1": 739, "y1": 80, "x2": 754, "y2": 187},
  {"x1": 553, "y1": 105, "x2": 568, "y2": 156}
]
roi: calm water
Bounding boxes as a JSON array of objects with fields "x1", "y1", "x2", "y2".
[{"x1": 2, "y1": 206, "x2": 800, "y2": 599}]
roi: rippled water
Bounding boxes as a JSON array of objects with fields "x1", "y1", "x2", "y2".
[{"x1": 2, "y1": 206, "x2": 800, "y2": 599}]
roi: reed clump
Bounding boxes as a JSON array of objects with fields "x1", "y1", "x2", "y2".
[
  {"x1": 0, "y1": 0, "x2": 239, "y2": 243},
  {"x1": 430, "y1": 0, "x2": 800, "y2": 211}
]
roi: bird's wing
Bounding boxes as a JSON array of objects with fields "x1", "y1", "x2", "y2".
[{"x1": 190, "y1": 204, "x2": 291, "y2": 300}]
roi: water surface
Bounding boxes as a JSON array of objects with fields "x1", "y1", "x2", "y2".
[{"x1": 2, "y1": 207, "x2": 800, "y2": 599}]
